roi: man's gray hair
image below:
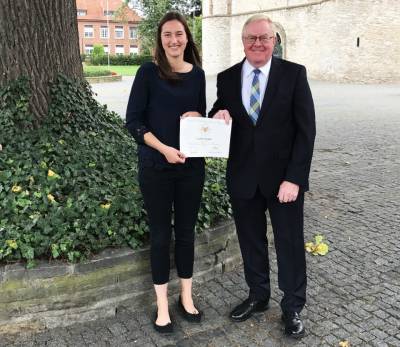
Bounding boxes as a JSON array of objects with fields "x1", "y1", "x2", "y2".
[{"x1": 242, "y1": 14, "x2": 276, "y2": 37}]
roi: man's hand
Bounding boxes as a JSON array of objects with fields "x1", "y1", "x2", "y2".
[
  {"x1": 277, "y1": 181, "x2": 299, "y2": 203},
  {"x1": 181, "y1": 111, "x2": 202, "y2": 119},
  {"x1": 213, "y1": 109, "x2": 231, "y2": 124},
  {"x1": 161, "y1": 145, "x2": 186, "y2": 164}
]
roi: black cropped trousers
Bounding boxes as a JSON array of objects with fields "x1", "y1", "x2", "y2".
[{"x1": 139, "y1": 164, "x2": 205, "y2": 285}]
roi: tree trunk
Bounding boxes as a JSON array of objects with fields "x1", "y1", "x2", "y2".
[{"x1": 0, "y1": 0, "x2": 83, "y2": 121}]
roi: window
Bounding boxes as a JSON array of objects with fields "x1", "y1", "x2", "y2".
[
  {"x1": 115, "y1": 45, "x2": 124, "y2": 55},
  {"x1": 103, "y1": 45, "x2": 109, "y2": 53},
  {"x1": 115, "y1": 26, "x2": 124, "y2": 39},
  {"x1": 84, "y1": 25, "x2": 93, "y2": 38},
  {"x1": 104, "y1": 10, "x2": 114, "y2": 16},
  {"x1": 100, "y1": 26, "x2": 109, "y2": 39},
  {"x1": 85, "y1": 45, "x2": 94, "y2": 54},
  {"x1": 129, "y1": 27, "x2": 138, "y2": 39},
  {"x1": 130, "y1": 46, "x2": 138, "y2": 55},
  {"x1": 77, "y1": 9, "x2": 87, "y2": 16}
]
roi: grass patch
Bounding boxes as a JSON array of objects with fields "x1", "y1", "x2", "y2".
[{"x1": 83, "y1": 65, "x2": 139, "y2": 76}]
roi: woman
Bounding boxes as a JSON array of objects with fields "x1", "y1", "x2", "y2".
[{"x1": 125, "y1": 12, "x2": 205, "y2": 333}]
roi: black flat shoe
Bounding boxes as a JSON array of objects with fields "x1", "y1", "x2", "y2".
[
  {"x1": 230, "y1": 298, "x2": 269, "y2": 322},
  {"x1": 153, "y1": 313, "x2": 174, "y2": 334},
  {"x1": 281, "y1": 311, "x2": 305, "y2": 339},
  {"x1": 177, "y1": 295, "x2": 202, "y2": 323}
]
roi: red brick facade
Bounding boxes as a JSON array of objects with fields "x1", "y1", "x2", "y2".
[{"x1": 76, "y1": 0, "x2": 141, "y2": 55}]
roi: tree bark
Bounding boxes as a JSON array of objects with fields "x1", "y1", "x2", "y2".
[{"x1": 0, "y1": 0, "x2": 83, "y2": 121}]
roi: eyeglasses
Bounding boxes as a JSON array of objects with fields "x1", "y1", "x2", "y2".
[{"x1": 243, "y1": 35, "x2": 275, "y2": 45}]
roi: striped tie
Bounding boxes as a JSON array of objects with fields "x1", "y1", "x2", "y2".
[{"x1": 249, "y1": 69, "x2": 261, "y2": 125}]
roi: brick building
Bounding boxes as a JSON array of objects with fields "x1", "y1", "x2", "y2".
[{"x1": 76, "y1": 0, "x2": 141, "y2": 56}]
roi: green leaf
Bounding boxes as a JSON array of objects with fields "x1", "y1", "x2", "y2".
[{"x1": 51, "y1": 244, "x2": 60, "y2": 258}]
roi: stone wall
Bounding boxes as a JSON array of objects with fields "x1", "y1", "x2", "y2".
[
  {"x1": 85, "y1": 75, "x2": 122, "y2": 83},
  {"x1": 203, "y1": 0, "x2": 400, "y2": 83},
  {"x1": 0, "y1": 221, "x2": 241, "y2": 334}
]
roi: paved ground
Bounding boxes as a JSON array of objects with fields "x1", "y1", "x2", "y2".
[
  {"x1": 90, "y1": 77, "x2": 134, "y2": 118},
  {"x1": 2, "y1": 78, "x2": 400, "y2": 346},
  {"x1": 90, "y1": 75, "x2": 219, "y2": 118}
]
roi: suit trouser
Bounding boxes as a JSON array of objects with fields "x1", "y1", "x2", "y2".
[
  {"x1": 139, "y1": 165, "x2": 205, "y2": 285},
  {"x1": 230, "y1": 187, "x2": 307, "y2": 313}
]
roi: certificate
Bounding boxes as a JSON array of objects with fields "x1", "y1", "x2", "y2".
[{"x1": 180, "y1": 117, "x2": 232, "y2": 158}]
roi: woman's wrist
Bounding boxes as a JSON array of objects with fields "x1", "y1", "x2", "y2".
[{"x1": 158, "y1": 143, "x2": 170, "y2": 156}]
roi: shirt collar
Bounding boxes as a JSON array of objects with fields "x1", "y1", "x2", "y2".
[{"x1": 243, "y1": 58, "x2": 272, "y2": 78}]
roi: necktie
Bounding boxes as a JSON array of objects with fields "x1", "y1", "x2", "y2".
[{"x1": 249, "y1": 69, "x2": 261, "y2": 125}]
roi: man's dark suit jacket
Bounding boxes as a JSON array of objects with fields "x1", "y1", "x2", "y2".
[{"x1": 209, "y1": 57, "x2": 316, "y2": 199}]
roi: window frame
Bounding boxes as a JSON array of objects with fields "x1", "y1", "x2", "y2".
[
  {"x1": 129, "y1": 27, "x2": 138, "y2": 40},
  {"x1": 84, "y1": 25, "x2": 94, "y2": 38},
  {"x1": 84, "y1": 45, "x2": 94, "y2": 55},
  {"x1": 115, "y1": 26, "x2": 124, "y2": 39},
  {"x1": 100, "y1": 26, "x2": 109, "y2": 39},
  {"x1": 115, "y1": 45, "x2": 125, "y2": 55}
]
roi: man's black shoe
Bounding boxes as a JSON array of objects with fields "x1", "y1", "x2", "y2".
[
  {"x1": 281, "y1": 311, "x2": 305, "y2": 338},
  {"x1": 230, "y1": 298, "x2": 269, "y2": 322}
]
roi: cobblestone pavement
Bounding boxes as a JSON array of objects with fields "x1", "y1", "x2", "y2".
[{"x1": 2, "y1": 81, "x2": 400, "y2": 346}]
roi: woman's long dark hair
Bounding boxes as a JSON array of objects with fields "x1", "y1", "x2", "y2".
[{"x1": 154, "y1": 12, "x2": 201, "y2": 81}]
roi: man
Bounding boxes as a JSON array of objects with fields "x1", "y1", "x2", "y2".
[{"x1": 209, "y1": 15, "x2": 316, "y2": 338}]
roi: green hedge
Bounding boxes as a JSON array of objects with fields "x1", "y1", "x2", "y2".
[
  {"x1": 0, "y1": 76, "x2": 231, "y2": 267},
  {"x1": 83, "y1": 70, "x2": 113, "y2": 77},
  {"x1": 89, "y1": 54, "x2": 153, "y2": 66}
]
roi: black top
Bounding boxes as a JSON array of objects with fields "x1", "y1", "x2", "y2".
[{"x1": 126, "y1": 62, "x2": 206, "y2": 169}]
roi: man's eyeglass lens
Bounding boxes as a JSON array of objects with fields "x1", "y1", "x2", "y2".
[{"x1": 244, "y1": 36, "x2": 274, "y2": 44}]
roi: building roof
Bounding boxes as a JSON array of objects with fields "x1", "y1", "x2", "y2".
[{"x1": 76, "y1": 0, "x2": 141, "y2": 22}]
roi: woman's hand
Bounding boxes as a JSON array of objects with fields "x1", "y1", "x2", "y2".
[
  {"x1": 143, "y1": 133, "x2": 185, "y2": 164},
  {"x1": 161, "y1": 145, "x2": 186, "y2": 164},
  {"x1": 181, "y1": 111, "x2": 202, "y2": 119}
]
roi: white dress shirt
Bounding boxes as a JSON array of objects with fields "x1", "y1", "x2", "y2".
[{"x1": 241, "y1": 58, "x2": 272, "y2": 114}]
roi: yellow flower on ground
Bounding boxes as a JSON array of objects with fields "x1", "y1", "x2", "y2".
[
  {"x1": 315, "y1": 242, "x2": 329, "y2": 255},
  {"x1": 11, "y1": 185, "x2": 22, "y2": 193},
  {"x1": 100, "y1": 203, "x2": 111, "y2": 209},
  {"x1": 47, "y1": 194, "x2": 56, "y2": 203},
  {"x1": 6, "y1": 240, "x2": 18, "y2": 250},
  {"x1": 305, "y1": 235, "x2": 329, "y2": 256},
  {"x1": 339, "y1": 341, "x2": 350, "y2": 347},
  {"x1": 305, "y1": 242, "x2": 314, "y2": 253}
]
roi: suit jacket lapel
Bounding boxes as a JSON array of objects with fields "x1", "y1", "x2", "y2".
[
  {"x1": 232, "y1": 60, "x2": 254, "y2": 127},
  {"x1": 257, "y1": 57, "x2": 282, "y2": 125}
]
